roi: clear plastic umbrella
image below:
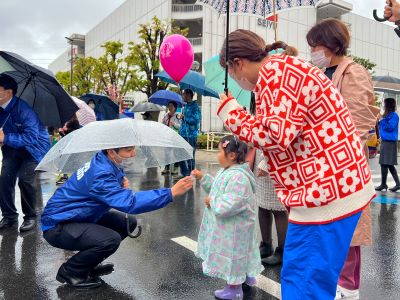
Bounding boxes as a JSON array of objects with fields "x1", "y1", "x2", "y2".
[{"x1": 36, "y1": 118, "x2": 193, "y2": 173}]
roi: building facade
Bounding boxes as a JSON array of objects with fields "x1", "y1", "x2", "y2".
[
  {"x1": 51, "y1": 0, "x2": 400, "y2": 131},
  {"x1": 49, "y1": 34, "x2": 85, "y2": 74}
]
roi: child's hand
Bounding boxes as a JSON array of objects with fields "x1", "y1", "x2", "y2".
[
  {"x1": 256, "y1": 168, "x2": 268, "y2": 177},
  {"x1": 191, "y1": 169, "x2": 204, "y2": 180},
  {"x1": 171, "y1": 176, "x2": 193, "y2": 197},
  {"x1": 204, "y1": 196, "x2": 211, "y2": 208},
  {"x1": 122, "y1": 177, "x2": 130, "y2": 188}
]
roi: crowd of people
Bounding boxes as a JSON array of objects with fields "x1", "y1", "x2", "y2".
[{"x1": 1, "y1": 1, "x2": 400, "y2": 298}]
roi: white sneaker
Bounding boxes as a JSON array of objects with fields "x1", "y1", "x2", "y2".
[{"x1": 335, "y1": 285, "x2": 360, "y2": 300}]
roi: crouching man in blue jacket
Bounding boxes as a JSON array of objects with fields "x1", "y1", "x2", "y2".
[{"x1": 41, "y1": 146, "x2": 193, "y2": 289}]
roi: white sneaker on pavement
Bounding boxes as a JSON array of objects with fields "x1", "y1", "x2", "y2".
[{"x1": 335, "y1": 286, "x2": 360, "y2": 300}]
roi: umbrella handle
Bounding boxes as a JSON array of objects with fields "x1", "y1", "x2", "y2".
[
  {"x1": 373, "y1": 0, "x2": 392, "y2": 22},
  {"x1": 372, "y1": 1, "x2": 400, "y2": 38},
  {"x1": 126, "y1": 213, "x2": 142, "y2": 238},
  {"x1": 373, "y1": 9, "x2": 389, "y2": 22}
]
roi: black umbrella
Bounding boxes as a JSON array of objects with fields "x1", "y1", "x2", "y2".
[
  {"x1": 80, "y1": 93, "x2": 119, "y2": 120},
  {"x1": 0, "y1": 51, "x2": 79, "y2": 128},
  {"x1": 372, "y1": 75, "x2": 400, "y2": 84}
]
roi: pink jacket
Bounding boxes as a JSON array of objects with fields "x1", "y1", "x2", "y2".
[
  {"x1": 332, "y1": 58, "x2": 380, "y2": 246},
  {"x1": 332, "y1": 58, "x2": 380, "y2": 145}
]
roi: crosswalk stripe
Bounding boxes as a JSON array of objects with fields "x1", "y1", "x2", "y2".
[
  {"x1": 171, "y1": 236, "x2": 198, "y2": 252},
  {"x1": 171, "y1": 236, "x2": 282, "y2": 299}
]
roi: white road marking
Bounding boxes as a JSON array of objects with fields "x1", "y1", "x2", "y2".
[
  {"x1": 171, "y1": 236, "x2": 198, "y2": 253},
  {"x1": 171, "y1": 236, "x2": 281, "y2": 299}
]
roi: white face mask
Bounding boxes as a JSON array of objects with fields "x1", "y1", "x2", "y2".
[
  {"x1": 235, "y1": 77, "x2": 256, "y2": 91},
  {"x1": 88, "y1": 103, "x2": 95, "y2": 109},
  {"x1": 230, "y1": 71, "x2": 256, "y2": 91},
  {"x1": 311, "y1": 50, "x2": 331, "y2": 68},
  {"x1": 112, "y1": 150, "x2": 126, "y2": 168},
  {"x1": 112, "y1": 150, "x2": 135, "y2": 169}
]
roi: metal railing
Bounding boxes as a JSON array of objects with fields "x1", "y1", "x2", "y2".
[
  {"x1": 172, "y1": 4, "x2": 203, "y2": 13},
  {"x1": 187, "y1": 37, "x2": 203, "y2": 46},
  {"x1": 206, "y1": 132, "x2": 229, "y2": 151}
]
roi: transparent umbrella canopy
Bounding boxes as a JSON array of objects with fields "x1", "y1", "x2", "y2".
[{"x1": 36, "y1": 118, "x2": 193, "y2": 173}]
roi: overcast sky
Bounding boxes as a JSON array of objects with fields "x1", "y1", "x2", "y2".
[{"x1": 0, "y1": 0, "x2": 388, "y2": 68}]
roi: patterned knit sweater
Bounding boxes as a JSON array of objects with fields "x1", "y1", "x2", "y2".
[{"x1": 217, "y1": 54, "x2": 375, "y2": 224}]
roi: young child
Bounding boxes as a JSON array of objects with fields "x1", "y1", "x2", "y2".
[{"x1": 192, "y1": 135, "x2": 263, "y2": 300}]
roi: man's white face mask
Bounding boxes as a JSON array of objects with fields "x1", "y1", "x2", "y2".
[{"x1": 112, "y1": 150, "x2": 135, "y2": 169}]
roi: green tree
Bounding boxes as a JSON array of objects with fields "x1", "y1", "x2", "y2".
[
  {"x1": 72, "y1": 57, "x2": 97, "y2": 96},
  {"x1": 351, "y1": 56, "x2": 377, "y2": 74},
  {"x1": 92, "y1": 41, "x2": 139, "y2": 98},
  {"x1": 55, "y1": 71, "x2": 71, "y2": 93},
  {"x1": 128, "y1": 16, "x2": 189, "y2": 97},
  {"x1": 56, "y1": 58, "x2": 99, "y2": 96}
]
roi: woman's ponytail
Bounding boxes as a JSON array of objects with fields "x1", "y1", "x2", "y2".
[{"x1": 265, "y1": 41, "x2": 298, "y2": 57}]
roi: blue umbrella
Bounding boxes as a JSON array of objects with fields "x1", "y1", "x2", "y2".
[
  {"x1": 155, "y1": 70, "x2": 219, "y2": 98},
  {"x1": 149, "y1": 90, "x2": 184, "y2": 107},
  {"x1": 80, "y1": 93, "x2": 119, "y2": 120}
]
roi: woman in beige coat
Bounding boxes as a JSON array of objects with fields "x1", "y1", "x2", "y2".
[{"x1": 307, "y1": 18, "x2": 380, "y2": 299}]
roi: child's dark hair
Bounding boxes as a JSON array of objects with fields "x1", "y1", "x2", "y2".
[{"x1": 219, "y1": 135, "x2": 248, "y2": 164}]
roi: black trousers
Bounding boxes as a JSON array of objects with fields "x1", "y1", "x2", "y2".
[
  {"x1": 0, "y1": 146, "x2": 38, "y2": 221},
  {"x1": 43, "y1": 210, "x2": 137, "y2": 277}
]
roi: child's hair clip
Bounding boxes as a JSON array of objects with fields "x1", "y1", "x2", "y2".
[{"x1": 222, "y1": 140, "x2": 230, "y2": 148}]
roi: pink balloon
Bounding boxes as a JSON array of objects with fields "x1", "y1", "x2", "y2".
[{"x1": 160, "y1": 34, "x2": 194, "y2": 83}]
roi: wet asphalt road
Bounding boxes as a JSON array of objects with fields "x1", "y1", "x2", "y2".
[{"x1": 0, "y1": 156, "x2": 399, "y2": 300}]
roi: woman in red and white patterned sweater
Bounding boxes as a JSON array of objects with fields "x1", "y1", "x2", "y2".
[{"x1": 217, "y1": 30, "x2": 375, "y2": 299}]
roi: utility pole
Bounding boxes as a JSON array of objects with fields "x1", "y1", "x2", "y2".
[{"x1": 65, "y1": 36, "x2": 74, "y2": 95}]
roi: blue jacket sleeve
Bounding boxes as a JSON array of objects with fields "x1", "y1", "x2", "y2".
[
  {"x1": 380, "y1": 113, "x2": 399, "y2": 132},
  {"x1": 184, "y1": 105, "x2": 201, "y2": 126},
  {"x1": 89, "y1": 172, "x2": 173, "y2": 214},
  {"x1": 4, "y1": 108, "x2": 40, "y2": 149}
]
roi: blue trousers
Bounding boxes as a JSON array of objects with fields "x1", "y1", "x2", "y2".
[
  {"x1": 281, "y1": 212, "x2": 361, "y2": 300},
  {"x1": 179, "y1": 136, "x2": 197, "y2": 176}
]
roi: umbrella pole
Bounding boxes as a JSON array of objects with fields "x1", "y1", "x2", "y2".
[
  {"x1": 273, "y1": 0, "x2": 277, "y2": 42},
  {"x1": 224, "y1": 0, "x2": 230, "y2": 96}
]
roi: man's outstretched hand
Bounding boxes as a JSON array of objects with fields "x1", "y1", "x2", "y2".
[{"x1": 171, "y1": 177, "x2": 193, "y2": 197}]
